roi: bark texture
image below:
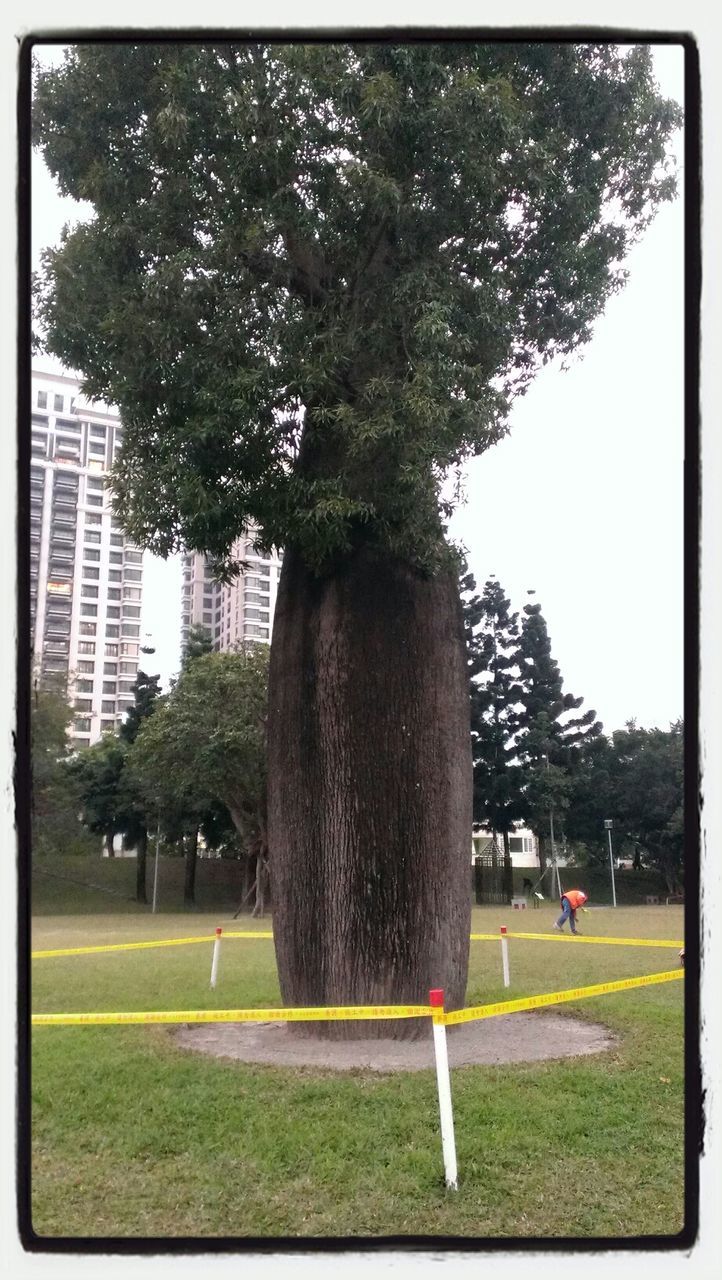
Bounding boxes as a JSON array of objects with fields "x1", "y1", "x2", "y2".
[{"x1": 267, "y1": 545, "x2": 472, "y2": 1039}]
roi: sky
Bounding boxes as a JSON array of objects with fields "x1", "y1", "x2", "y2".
[{"x1": 29, "y1": 41, "x2": 685, "y2": 733}]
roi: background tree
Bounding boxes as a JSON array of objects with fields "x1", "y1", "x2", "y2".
[
  {"x1": 128, "y1": 647, "x2": 269, "y2": 912},
  {"x1": 514, "y1": 597, "x2": 603, "y2": 884},
  {"x1": 34, "y1": 43, "x2": 680, "y2": 1032},
  {"x1": 182, "y1": 623, "x2": 214, "y2": 668},
  {"x1": 462, "y1": 570, "x2": 523, "y2": 898},
  {"x1": 611, "y1": 721, "x2": 684, "y2": 893},
  {"x1": 65, "y1": 734, "x2": 128, "y2": 861},
  {"x1": 30, "y1": 675, "x2": 93, "y2": 856},
  {"x1": 117, "y1": 669, "x2": 161, "y2": 901}
]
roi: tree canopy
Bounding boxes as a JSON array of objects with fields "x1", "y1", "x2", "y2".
[
  {"x1": 33, "y1": 42, "x2": 681, "y2": 574},
  {"x1": 128, "y1": 645, "x2": 269, "y2": 850}
]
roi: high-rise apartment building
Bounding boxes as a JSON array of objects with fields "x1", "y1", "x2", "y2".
[
  {"x1": 180, "y1": 532, "x2": 283, "y2": 655},
  {"x1": 30, "y1": 369, "x2": 145, "y2": 747}
]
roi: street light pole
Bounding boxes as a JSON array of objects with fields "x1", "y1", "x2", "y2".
[{"x1": 604, "y1": 819, "x2": 617, "y2": 909}]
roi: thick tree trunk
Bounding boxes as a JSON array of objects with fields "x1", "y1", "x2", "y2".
[
  {"x1": 183, "y1": 829, "x2": 198, "y2": 908},
  {"x1": 105, "y1": 829, "x2": 116, "y2": 858},
  {"x1": 135, "y1": 827, "x2": 148, "y2": 904},
  {"x1": 267, "y1": 544, "x2": 473, "y2": 1040}
]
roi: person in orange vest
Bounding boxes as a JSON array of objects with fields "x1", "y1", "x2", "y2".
[{"x1": 554, "y1": 888, "x2": 588, "y2": 935}]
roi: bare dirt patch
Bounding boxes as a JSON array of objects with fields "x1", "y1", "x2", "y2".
[{"x1": 172, "y1": 1011, "x2": 616, "y2": 1072}]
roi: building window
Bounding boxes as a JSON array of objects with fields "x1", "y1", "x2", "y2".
[
  {"x1": 110, "y1": 533, "x2": 124, "y2": 547},
  {"x1": 76, "y1": 661, "x2": 94, "y2": 674},
  {"x1": 84, "y1": 532, "x2": 102, "y2": 546},
  {"x1": 102, "y1": 701, "x2": 116, "y2": 714},
  {"x1": 122, "y1": 624, "x2": 140, "y2": 637},
  {"x1": 75, "y1": 680, "x2": 94, "y2": 694},
  {"x1": 82, "y1": 586, "x2": 99, "y2": 599},
  {"x1": 84, "y1": 549, "x2": 101, "y2": 562},
  {"x1": 86, "y1": 495, "x2": 103, "y2": 507},
  {"x1": 100, "y1": 720, "x2": 116, "y2": 733},
  {"x1": 53, "y1": 394, "x2": 64, "y2": 412},
  {"x1": 107, "y1": 588, "x2": 121, "y2": 601},
  {"x1": 124, "y1": 551, "x2": 143, "y2": 564},
  {"x1": 121, "y1": 642, "x2": 139, "y2": 657},
  {"x1": 105, "y1": 643, "x2": 119, "y2": 657},
  {"x1": 83, "y1": 568, "x2": 100, "y2": 581},
  {"x1": 78, "y1": 641, "x2": 95, "y2": 654},
  {"x1": 105, "y1": 624, "x2": 120, "y2": 638},
  {"x1": 74, "y1": 718, "x2": 91, "y2": 733},
  {"x1": 109, "y1": 552, "x2": 123, "y2": 564},
  {"x1": 90, "y1": 425, "x2": 106, "y2": 439},
  {"x1": 37, "y1": 391, "x2": 48, "y2": 409},
  {"x1": 107, "y1": 606, "x2": 121, "y2": 618},
  {"x1": 86, "y1": 476, "x2": 104, "y2": 491},
  {"x1": 123, "y1": 606, "x2": 141, "y2": 618},
  {"x1": 123, "y1": 587, "x2": 141, "y2": 601},
  {"x1": 119, "y1": 661, "x2": 137, "y2": 675},
  {"x1": 85, "y1": 513, "x2": 102, "y2": 526},
  {"x1": 124, "y1": 569, "x2": 142, "y2": 581},
  {"x1": 203, "y1": 612, "x2": 213, "y2": 624},
  {"x1": 108, "y1": 571, "x2": 122, "y2": 582},
  {"x1": 104, "y1": 662, "x2": 117, "y2": 675},
  {"x1": 102, "y1": 680, "x2": 116, "y2": 693},
  {"x1": 79, "y1": 622, "x2": 97, "y2": 636}
]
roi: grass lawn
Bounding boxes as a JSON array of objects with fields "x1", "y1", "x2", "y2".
[{"x1": 28, "y1": 904, "x2": 686, "y2": 1242}]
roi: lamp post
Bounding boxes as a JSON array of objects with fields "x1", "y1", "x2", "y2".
[
  {"x1": 151, "y1": 821, "x2": 161, "y2": 913},
  {"x1": 604, "y1": 819, "x2": 617, "y2": 908}
]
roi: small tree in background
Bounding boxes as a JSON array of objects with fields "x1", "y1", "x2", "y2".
[
  {"x1": 128, "y1": 646, "x2": 270, "y2": 912},
  {"x1": 30, "y1": 674, "x2": 93, "y2": 855},
  {"x1": 462, "y1": 569, "x2": 523, "y2": 898},
  {"x1": 514, "y1": 597, "x2": 603, "y2": 882},
  {"x1": 117, "y1": 669, "x2": 162, "y2": 901},
  {"x1": 182, "y1": 622, "x2": 214, "y2": 668},
  {"x1": 65, "y1": 734, "x2": 128, "y2": 861}
]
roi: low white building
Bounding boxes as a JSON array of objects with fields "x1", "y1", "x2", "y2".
[{"x1": 472, "y1": 825, "x2": 539, "y2": 867}]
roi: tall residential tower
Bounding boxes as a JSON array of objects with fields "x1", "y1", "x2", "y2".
[
  {"x1": 180, "y1": 533, "x2": 283, "y2": 655},
  {"x1": 30, "y1": 369, "x2": 145, "y2": 747}
]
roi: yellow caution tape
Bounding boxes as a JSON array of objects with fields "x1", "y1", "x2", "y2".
[
  {"x1": 32, "y1": 969, "x2": 683, "y2": 1027},
  {"x1": 476, "y1": 932, "x2": 684, "y2": 948},
  {"x1": 32, "y1": 1003, "x2": 431, "y2": 1027},
  {"x1": 31, "y1": 932, "x2": 274, "y2": 959},
  {"x1": 445, "y1": 968, "x2": 684, "y2": 1025},
  {"x1": 32, "y1": 930, "x2": 682, "y2": 960}
]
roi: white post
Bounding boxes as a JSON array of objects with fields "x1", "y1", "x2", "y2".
[
  {"x1": 210, "y1": 927, "x2": 222, "y2": 989},
  {"x1": 500, "y1": 925, "x2": 510, "y2": 988},
  {"x1": 151, "y1": 823, "x2": 161, "y2": 914},
  {"x1": 429, "y1": 988, "x2": 458, "y2": 1190}
]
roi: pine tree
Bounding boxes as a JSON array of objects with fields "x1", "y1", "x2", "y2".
[
  {"x1": 515, "y1": 596, "x2": 603, "y2": 886},
  {"x1": 462, "y1": 571, "x2": 523, "y2": 898},
  {"x1": 182, "y1": 623, "x2": 214, "y2": 668}
]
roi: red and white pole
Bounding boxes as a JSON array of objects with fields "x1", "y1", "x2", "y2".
[
  {"x1": 429, "y1": 988, "x2": 458, "y2": 1190},
  {"x1": 210, "y1": 927, "x2": 222, "y2": 989},
  {"x1": 500, "y1": 925, "x2": 510, "y2": 988}
]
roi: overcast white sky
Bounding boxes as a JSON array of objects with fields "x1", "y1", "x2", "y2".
[{"x1": 30, "y1": 42, "x2": 685, "y2": 733}]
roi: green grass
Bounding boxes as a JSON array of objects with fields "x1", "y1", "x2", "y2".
[{"x1": 29, "y1": 905, "x2": 685, "y2": 1241}]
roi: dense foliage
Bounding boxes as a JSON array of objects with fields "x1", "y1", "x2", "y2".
[{"x1": 33, "y1": 42, "x2": 681, "y2": 575}]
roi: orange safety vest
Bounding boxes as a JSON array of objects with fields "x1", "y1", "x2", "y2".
[{"x1": 562, "y1": 890, "x2": 588, "y2": 911}]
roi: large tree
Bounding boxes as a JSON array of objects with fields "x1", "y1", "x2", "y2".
[{"x1": 33, "y1": 42, "x2": 680, "y2": 1033}]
